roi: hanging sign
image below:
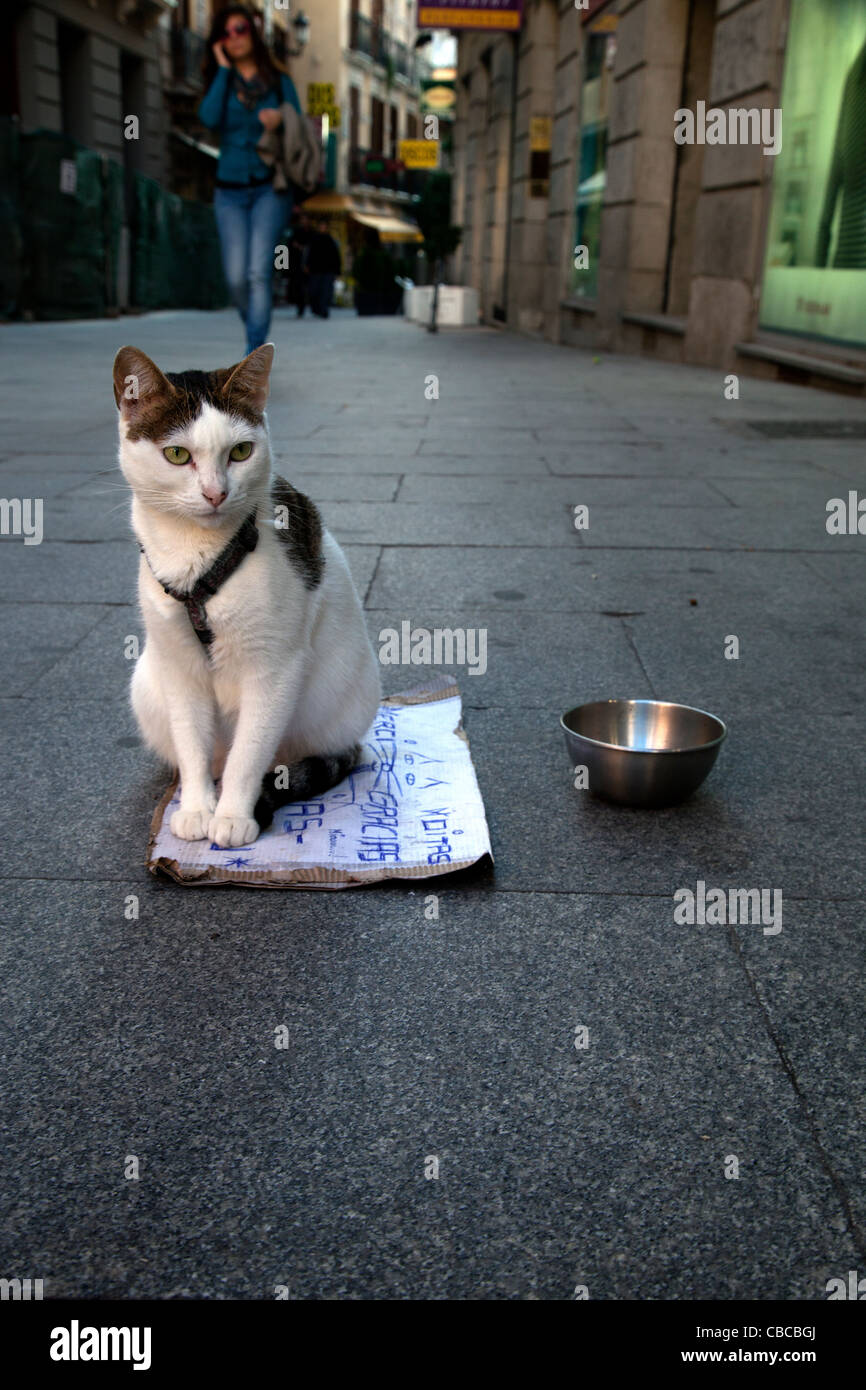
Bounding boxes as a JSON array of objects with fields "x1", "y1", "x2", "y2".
[{"x1": 416, "y1": 0, "x2": 523, "y2": 32}]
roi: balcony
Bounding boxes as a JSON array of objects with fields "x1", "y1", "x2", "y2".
[
  {"x1": 392, "y1": 41, "x2": 411, "y2": 80},
  {"x1": 350, "y1": 13, "x2": 386, "y2": 63},
  {"x1": 349, "y1": 15, "x2": 417, "y2": 81}
]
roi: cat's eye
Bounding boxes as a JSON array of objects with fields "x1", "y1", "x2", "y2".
[
  {"x1": 229, "y1": 441, "x2": 253, "y2": 462},
  {"x1": 163, "y1": 445, "x2": 190, "y2": 465}
]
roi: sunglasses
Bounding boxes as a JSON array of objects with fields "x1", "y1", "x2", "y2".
[{"x1": 223, "y1": 20, "x2": 250, "y2": 37}]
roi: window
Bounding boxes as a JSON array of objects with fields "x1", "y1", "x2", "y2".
[
  {"x1": 57, "y1": 21, "x2": 90, "y2": 146},
  {"x1": 389, "y1": 103, "x2": 398, "y2": 157},
  {"x1": 350, "y1": 85, "x2": 360, "y2": 149},
  {"x1": 758, "y1": 0, "x2": 866, "y2": 347},
  {"x1": 371, "y1": 96, "x2": 384, "y2": 154},
  {"x1": 571, "y1": 9, "x2": 618, "y2": 298}
]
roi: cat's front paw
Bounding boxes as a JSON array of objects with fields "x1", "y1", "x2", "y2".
[
  {"x1": 208, "y1": 812, "x2": 260, "y2": 848},
  {"x1": 171, "y1": 807, "x2": 214, "y2": 841}
]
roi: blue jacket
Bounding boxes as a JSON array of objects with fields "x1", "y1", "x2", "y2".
[{"x1": 198, "y1": 67, "x2": 301, "y2": 185}]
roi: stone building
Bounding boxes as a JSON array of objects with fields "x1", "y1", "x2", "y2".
[
  {"x1": 285, "y1": 0, "x2": 432, "y2": 262},
  {"x1": 8, "y1": 0, "x2": 170, "y2": 184},
  {"x1": 452, "y1": 0, "x2": 866, "y2": 395}
]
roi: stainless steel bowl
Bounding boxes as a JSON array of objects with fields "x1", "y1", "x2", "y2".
[{"x1": 561, "y1": 699, "x2": 727, "y2": 807}]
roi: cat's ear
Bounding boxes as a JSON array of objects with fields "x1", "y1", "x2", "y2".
[
  {"x1": 221, "y1": 344, "x2": 274, "y2": 413},
  {"x1": 113, "y1": 347, "x2": 174, "y2": 416}
]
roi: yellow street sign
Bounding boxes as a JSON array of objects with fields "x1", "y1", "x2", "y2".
[
  {"x1": 399, "y1": 139, "x2": 440, "y2": 169},
  {"x1": 529, "y1": 117, "x2": 552, "y2": 151},
  {"x1": 307, "y1": 83, "x2": 335, "y2": 111},
  {"x1": 307, "y1": 84, "x2": 341, "y2": 127}
]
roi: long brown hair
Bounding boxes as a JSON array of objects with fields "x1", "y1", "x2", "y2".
[{"x1": 201, "y1": 6, "x2": 287, "y2": 91}]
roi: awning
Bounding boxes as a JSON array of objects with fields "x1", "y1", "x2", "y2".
[
  {"x1": 301, "y1": 193, "x2": 424, "y2": 243},
  {"x1": 350, "y1": 210, "x2": 424, "y2": 244},
  {"x1": 302, "y1": 192, "x2": 356, "y2": 214}
]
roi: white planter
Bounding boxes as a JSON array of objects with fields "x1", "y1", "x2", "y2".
[
  {"x1": 434, "y1": 286, "x2": 479, "y2": 326},
  {"x1": 403, "y1": 286, "x2": 432, "y2": 322},
  {"x1": 406, "y1": 286, "x2": 479, "y2": 326}
]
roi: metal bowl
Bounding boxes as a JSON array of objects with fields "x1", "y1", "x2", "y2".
[{"x1": 561, "y1": 699, "x2": 727, "y2": 808}]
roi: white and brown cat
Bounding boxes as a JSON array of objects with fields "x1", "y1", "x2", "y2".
[{"x1": 113, "y1": 342, "x2": 380, "y2": 847}]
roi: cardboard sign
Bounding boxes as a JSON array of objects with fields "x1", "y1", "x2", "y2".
[{"x1": 147, "y1": 678, "x2": 492, "y2": 888}]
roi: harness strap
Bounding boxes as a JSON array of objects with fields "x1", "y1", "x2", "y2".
[{"x1": 140, "y1": 511, "x2": 259, "y2": 648}]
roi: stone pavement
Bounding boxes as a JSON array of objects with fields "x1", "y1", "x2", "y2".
[{"x1": 0, "y1": 307, "x2": 864, "y2": 1299}]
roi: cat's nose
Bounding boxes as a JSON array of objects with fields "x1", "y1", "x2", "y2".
[{"x1": 202, "y1": 487, "x2": 228, "y2": 509}]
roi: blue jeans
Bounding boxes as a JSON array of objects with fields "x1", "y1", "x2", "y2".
[{"x1": 214, "y1": 182, "x2": 291, "y2": 354}]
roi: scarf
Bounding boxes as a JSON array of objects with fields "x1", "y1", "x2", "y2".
[{"x1": 232, "y1": 68, "x2": 276, "y2": 111}]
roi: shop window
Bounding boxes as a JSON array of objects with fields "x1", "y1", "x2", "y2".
[
  {"x1": 759, "y1": 0, "x2": 866, "y2": 348},
  {"x1": 571, "y1": 7, "x2": 617, "y2": 299}
]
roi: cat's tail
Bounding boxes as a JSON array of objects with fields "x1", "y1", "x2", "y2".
[{"x1": 253, "y1": 744, "x2": 362, "y2": 831}]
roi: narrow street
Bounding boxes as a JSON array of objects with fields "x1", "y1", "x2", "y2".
[{"x1": 1, "y1": 306, "x2": 864, "y2": 1298}]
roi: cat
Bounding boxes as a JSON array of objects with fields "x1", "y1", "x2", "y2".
[{"x1": 113, "y1": 342, "x2": 381, "y2": 848}]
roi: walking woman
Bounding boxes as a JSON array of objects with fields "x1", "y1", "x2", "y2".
[{"x1": 199, "y1": 6, "x2": 301, "y2": 354}]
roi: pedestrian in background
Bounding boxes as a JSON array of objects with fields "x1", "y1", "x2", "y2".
[
  {"x1": 307, "y1": 221, "x2": 342, "y2": 319},
  {"x1": 198, "y1": 5, "x2": 301, "y2": 354},
  {"x1": 289, "y1": 211, "x2": 311, "y2": 318}
]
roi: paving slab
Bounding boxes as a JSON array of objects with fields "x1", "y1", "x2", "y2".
[
  {"x1": 464, "y1": 705, "x2": 865, "y2": 900},
  {"x1": 623, "y1": 601, "x2": 865, "y2": 715},
  {"x1": 0, "y1": 696, "x2": 164, "y2": 881},
  {"x1": 276, "y1": 449, "x2": 552, "y2": 476},
  {"x1": 0, "y1": 540, "x2": 139, "y2": 605},
  {"x1": 0, "y1": 603, "x2": 108, "y2": 697},
  {"x1": 733, "y1": 901, "x2": 866, "y2": 1234},
  {"x1": 367, "y1": 544, "x2": 839, "y2": 616},
  {"x1": 397, "y1": 473, "x2": 724, "y2": 508},
  {"x1": 798, "y1": 552, "x2": 866, "y2": 598},
  {"x1": 579, "y1": 503, "x2": 862, "y2": 551},
  {"x1": 368, "y1": 608, "x2": 653, "y2": 708},
  {"x1": 543, "y1": 443, "x2": 832, "y2": 480},
  {"x1": 0, "y1": 535, "x2": 379, "y2": 609},
  {"x1": 0, "y1": 883, "x2": 858, "y2": 1299},
  {"x1": 321, "y1": 499, "x2": 572, "y2": 547}
]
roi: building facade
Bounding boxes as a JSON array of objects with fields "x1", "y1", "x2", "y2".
[
  {"x1": 168, "y1": 1, "x2": 433, "y2": 266},
  {"x1": 8, "y1": 0, "x2": 170, "y2": 184},
  {"x1": 452, "y1": 0, "x2": 866, "y2": 395},
  {"x1": 285, "y1": 0, "x2": 432, "y2": 266},
  {"x1": 3, "y1": 2, "x2": 433, "y2": 317}
]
